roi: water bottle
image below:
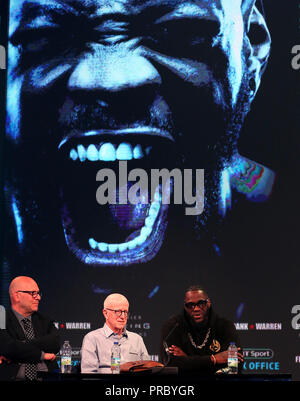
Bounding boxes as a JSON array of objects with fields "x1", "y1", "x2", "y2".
[
  {"x1": 227, "y1": 342, "x2": 238, "y2": 374},
  {"x1": 61, "y1": 340, "x2": 72, "y2": 373},
  {"x1": 111, "y1": 341, "x2": 121, "y2": 374}
]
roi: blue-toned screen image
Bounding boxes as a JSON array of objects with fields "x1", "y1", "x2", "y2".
[{"x1": 5, "y1": 0, "x2": 274, "y2": 268}]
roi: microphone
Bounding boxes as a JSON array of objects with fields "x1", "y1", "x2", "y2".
[{"x1": 162, "y1": 320, "x2": 179, "y2": 365}]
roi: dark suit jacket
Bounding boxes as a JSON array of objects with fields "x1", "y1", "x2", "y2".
[{"x1": 0, "y1": 309, "x2": 60, "y2": 381}]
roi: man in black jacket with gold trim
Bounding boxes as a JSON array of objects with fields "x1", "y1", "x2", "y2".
[
  {"x1": 161, "y1": 285, "x2": 243, "y2": 373},
  {"x1": 0, "y1": 276, "x2": 60, "y2": 381}
]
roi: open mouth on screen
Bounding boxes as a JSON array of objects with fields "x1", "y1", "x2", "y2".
[{"x1": 58, "y1": 129, "x2": 177, "y2": 266}]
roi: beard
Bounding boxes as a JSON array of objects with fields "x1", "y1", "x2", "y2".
[{"x1": 184, "y1": 308, "x2": 210, "y2": 332}]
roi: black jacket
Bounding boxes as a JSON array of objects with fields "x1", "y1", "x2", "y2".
[
  {"x1": 0, "y1": 309, "x2": 60, "y2": 381},
  {"x1": 160, "y1": 308, "x2": 241, "y2": 374}
]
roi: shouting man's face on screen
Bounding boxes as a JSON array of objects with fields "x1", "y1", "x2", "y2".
[{"x1": 5, "y1": 0, "x2": 271, "y2": 268}]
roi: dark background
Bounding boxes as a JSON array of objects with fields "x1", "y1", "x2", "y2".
[{"x1": 0, "y1": 0, "x2": 299, "y2": 380}]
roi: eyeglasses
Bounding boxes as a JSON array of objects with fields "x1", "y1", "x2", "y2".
[
  {"x1": 106, "y1": 308, "x2": 128, "y2": 317},
  {"x1": 17, "y1": 291, "x2": 42, "y2": 299},
  {"x1": 184, "y1": 299, "x2": 209, "y2": 310}
]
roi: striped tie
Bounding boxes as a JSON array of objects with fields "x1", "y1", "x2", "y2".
[{"x1": 22, "y1": 318, "x2": 37, "y2": 380}]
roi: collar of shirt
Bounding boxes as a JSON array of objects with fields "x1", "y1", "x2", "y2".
[
  {"x1": 12, "y1": 308, "x2": 32, "y2": 325},
  {"x1": 103, "y1": 323, "x2": 128, "y2": 339}
]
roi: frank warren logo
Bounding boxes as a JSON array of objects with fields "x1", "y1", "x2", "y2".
[
  {"x1": 234, "y1": 322, "x2": 282, "y2": 331},
  {"x1": 54, "y1": 322, "x2": 91, "y2": 330}
]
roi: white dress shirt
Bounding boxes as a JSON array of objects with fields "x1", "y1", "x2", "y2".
[{"x1": 81, "y1": 323, "x2": 150, "y2": 373}]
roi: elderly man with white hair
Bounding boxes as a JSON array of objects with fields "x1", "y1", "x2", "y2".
[{"x1": 81, "y1": 293, "x2": 149, "y2": 373}]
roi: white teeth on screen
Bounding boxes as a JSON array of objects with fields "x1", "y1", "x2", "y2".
[
  {"x1": 99, "y1": 143, "x2": 116, "y2": 161},
  {"x1": 69, "y1": 149, "x2": 78, "y2": 161},
  {"x1": 87, "y1": 144, "x2": 98, "y2": 161},
  {"x1": 88, "y1": 189, "x2": 161, "y2": 253},
  {"x1": 77, "y1": 144, "x2": 87, "y2": 161},
  {"x1": 133, "y1": 144, "x2": 143, "y2": 159},
  {"x1": 69, "y1": 142, "x2": 151, "y2": 162},
  {"x1": 98, "y1": 242, "x2": 108, "y2": 252},
  {"x1": 88, "y1": 238, "x2": 98, "y2": 249},
  {"x1": 116, "y1": 143, "x2": 133, "y2": 160}
]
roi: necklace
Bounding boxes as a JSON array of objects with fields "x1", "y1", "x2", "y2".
[{"x1": 188, "y1": 328, "x2": 211, "y2": 349}]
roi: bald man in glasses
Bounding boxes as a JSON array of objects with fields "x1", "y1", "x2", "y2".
[
  {"x1": 81, "y1": 293, "x2": 149, "y2": 373},
  {"x1": 0, "y1": 276, "x2": 60, "y2": 381},
  {"x1": 160, "y1": 285, "x2": 243, "y2": 374}
]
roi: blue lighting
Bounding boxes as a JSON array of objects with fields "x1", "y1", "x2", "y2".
[
  {"x1": 11, "y1": 195, "x2": 24, "y2": 245},
  {"x1": 148, "y1": 285, "x2": 159, "y2": 299}
]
